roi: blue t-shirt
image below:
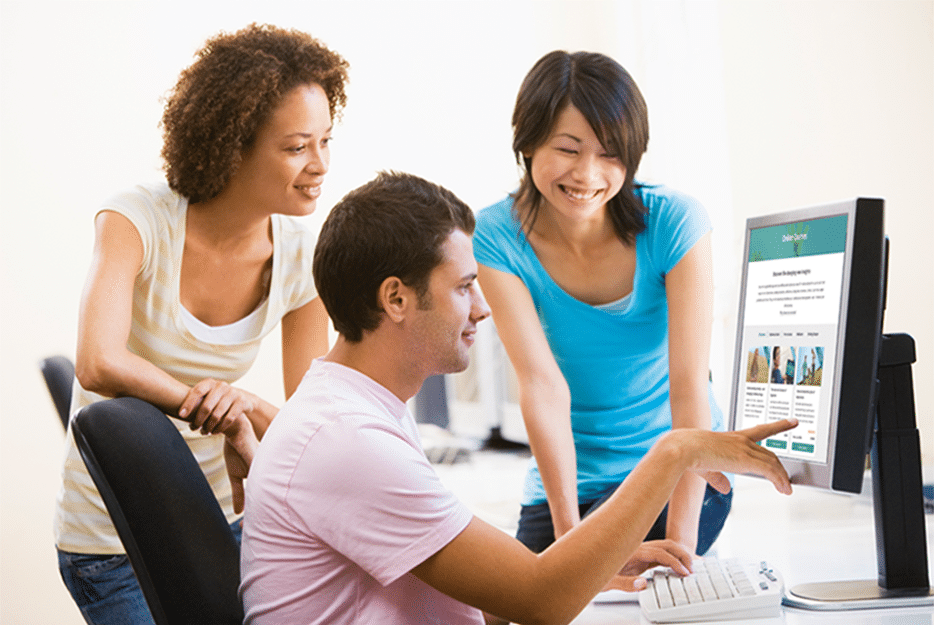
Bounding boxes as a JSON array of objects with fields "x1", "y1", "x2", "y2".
[{"x1": 473, "y1": 184, "x2": 724, "y2": 505}]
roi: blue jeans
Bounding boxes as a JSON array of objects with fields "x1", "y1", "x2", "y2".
[
  {"x1": 58, "y1": 520, "x2": 242, "y2": 625},
  {"x1": 516, "y1": 483, "x2": 732, "y2": 555}
]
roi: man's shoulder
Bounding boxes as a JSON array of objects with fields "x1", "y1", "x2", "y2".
[{"x1": 270, "y1": 364, "x2": 409, "y2": 448}]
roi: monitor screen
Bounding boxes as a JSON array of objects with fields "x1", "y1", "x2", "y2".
[{"x1": 728, "y1": 198, "x2": 885, "y2": 494}]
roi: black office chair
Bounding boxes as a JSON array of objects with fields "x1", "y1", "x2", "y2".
[
  {"x1": 39, "y1": 355, "x2": 75, "y2": 429},
  {"x1": 72, "y1": 397, "x2": 244, "y2": 625}
]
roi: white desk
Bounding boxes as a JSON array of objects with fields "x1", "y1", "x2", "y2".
[
  {"x1": 432, "y1": 446, "x2": 932, "y2": 624},
  {"x1": 572, "y1": 475, "x2": 934, "y2": 624}
]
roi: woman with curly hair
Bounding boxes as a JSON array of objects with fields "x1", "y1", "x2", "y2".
[{"x1": 54, "y1": 24, "x2": 349, "y2": 624}]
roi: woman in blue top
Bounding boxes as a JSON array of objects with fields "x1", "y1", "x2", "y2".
[{"x1": 473, "y1": 51, "x2": 730, "y2": 562}]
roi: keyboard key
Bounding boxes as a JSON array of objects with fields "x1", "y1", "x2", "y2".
[
  {"x1": 653, "y1": 572, "x2": 674, "y2": 608},
  {"x1": 669, "y1": 578, "x2": 689, "y2": 606},
  {"x1": 684, "y1": 576, "x2": 703, "y2": 603},
  {"x1": 736, "y1": 582, "x2": 757, "y2": 596},
  {"x1": 710, "y1": 574, "x2": 733, "y2": 599},
  {"x1": 697, "y1": 575, "x2": 717, "y2": 601}
]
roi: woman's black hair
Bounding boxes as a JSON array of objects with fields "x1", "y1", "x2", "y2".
[{"x1": 512, "y1": 50, "x2": 650, "y2": 244}]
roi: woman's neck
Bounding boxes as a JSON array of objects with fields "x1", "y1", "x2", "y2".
[
  {"x1": 526, "y1": 201, "x2": 619, "y2": 258},
  {"x1": 187, "y1": 194, "x2": 272, "y2": 251},
  {"x1": 520, "y1": 197, "x2": 636, "y2": 306}
]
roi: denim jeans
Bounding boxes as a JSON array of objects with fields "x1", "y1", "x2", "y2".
[
  {"x1": 58, "y1": 519, "x2": 243, "y2": 625},
  {"x1": 516, "y1": 483, "x2": 732, "y2": 556}
]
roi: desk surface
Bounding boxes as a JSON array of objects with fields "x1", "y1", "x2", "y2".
[{"x1": 572, "y1": 475, "x2": 934, "y2": 624}]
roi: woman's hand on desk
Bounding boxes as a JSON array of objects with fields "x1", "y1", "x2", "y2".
[{"x1": 605, "y1": 539, "x2": 694, "y2": 592}]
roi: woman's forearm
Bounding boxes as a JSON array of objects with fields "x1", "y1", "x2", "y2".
[
  {"x1": 665, "y1": 386, "x2": 712, "y2": 552},
  {"x1": 79, "y1": 345, "x2": 279, "y2": 439},
  {"x1": 245, "y1": 396, "x2": 279, "y2": 438},
  {"x1": 76, "y1": 347, "x2": 191, "y2": 416},
  {"x1": 521, "y1": 381, "x2": 579, "y2": 537},
  {"x1": 664, "y1": 472, "x2": 707, "y2": 552}
]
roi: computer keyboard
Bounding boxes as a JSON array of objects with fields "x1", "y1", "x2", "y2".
[{"x1": 638, "y1": 556, "x2": 783, "y2": 622}]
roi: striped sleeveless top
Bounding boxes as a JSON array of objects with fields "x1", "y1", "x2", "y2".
[{"x1": 54, "y1": 182, "x2": 318, "y2": 554}]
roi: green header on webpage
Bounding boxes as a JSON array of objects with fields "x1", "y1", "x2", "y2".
[{"x1": 749, "y1": 214, "x2": 848, "y2": 262}]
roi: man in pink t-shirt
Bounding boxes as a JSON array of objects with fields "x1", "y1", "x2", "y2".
[
  {"x1": 240, "y1": 359, "x2": 485, "y2": 624},
  {"x1": 239, "y1": 172, "x2": 797, "y2": 624}
]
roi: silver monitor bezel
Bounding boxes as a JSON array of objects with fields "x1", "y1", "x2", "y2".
[{"x1": 728, "y1": 199, "x2": 861, "y2": 491}]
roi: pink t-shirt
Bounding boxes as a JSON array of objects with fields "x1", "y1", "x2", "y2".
[{"x1": 240, "y1": 359, "x2": 484, "y2": 624}]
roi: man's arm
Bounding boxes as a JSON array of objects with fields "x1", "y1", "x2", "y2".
[{"x1": 412, "y1": 420, "x2": 796, "y2": 625}]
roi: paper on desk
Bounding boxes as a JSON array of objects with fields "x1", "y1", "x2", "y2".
[{"x1": 591, "y1": 588, "x2": 641, "y2": 604}]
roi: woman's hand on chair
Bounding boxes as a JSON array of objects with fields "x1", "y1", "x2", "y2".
[{"x1": 177, "y1": 378, "x2": 257, "y2": 435}]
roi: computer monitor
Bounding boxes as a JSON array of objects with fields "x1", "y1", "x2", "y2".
[{"x1": 728, "y1": 197, "x2": 932, "y2": 610}]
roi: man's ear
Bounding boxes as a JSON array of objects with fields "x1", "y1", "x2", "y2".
[{"x1": 378, "y1": 276, "x2": 413, "y2": 323}]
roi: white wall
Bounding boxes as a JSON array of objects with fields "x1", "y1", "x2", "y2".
[
  {"x1": 716, "y1": 0, "x2": 934, "y2": 460},
  {"x1": 1, "y1": 1, "x2": 930, "y2": 623}
]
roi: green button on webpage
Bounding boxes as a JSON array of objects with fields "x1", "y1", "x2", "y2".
[
  {"x1": 792, "y1": 442, "x2": 815, "y2": 453},
  {"x1": 765, "y1": 439, "x2": 788, "y2": 450}
]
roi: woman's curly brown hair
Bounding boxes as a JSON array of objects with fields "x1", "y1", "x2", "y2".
[{"x1": 161, "y1": 24, "x2": 349, "y2": 203}]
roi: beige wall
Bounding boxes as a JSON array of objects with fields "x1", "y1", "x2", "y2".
[{"x1": 1, "y1": 1, "x2": 931, "y2": 623}]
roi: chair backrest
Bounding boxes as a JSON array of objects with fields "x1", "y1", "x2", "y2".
[
  {"x1": 39, "y1": 355, "x2": 74, "y2": 429},
  {"x1": 72, "y1": 397, "x2": 244, "y2": 625}
]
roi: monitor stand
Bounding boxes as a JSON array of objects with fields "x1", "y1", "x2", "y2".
[{"x1": 785, "y1": 333, "x2": 934, "y2": 610}]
